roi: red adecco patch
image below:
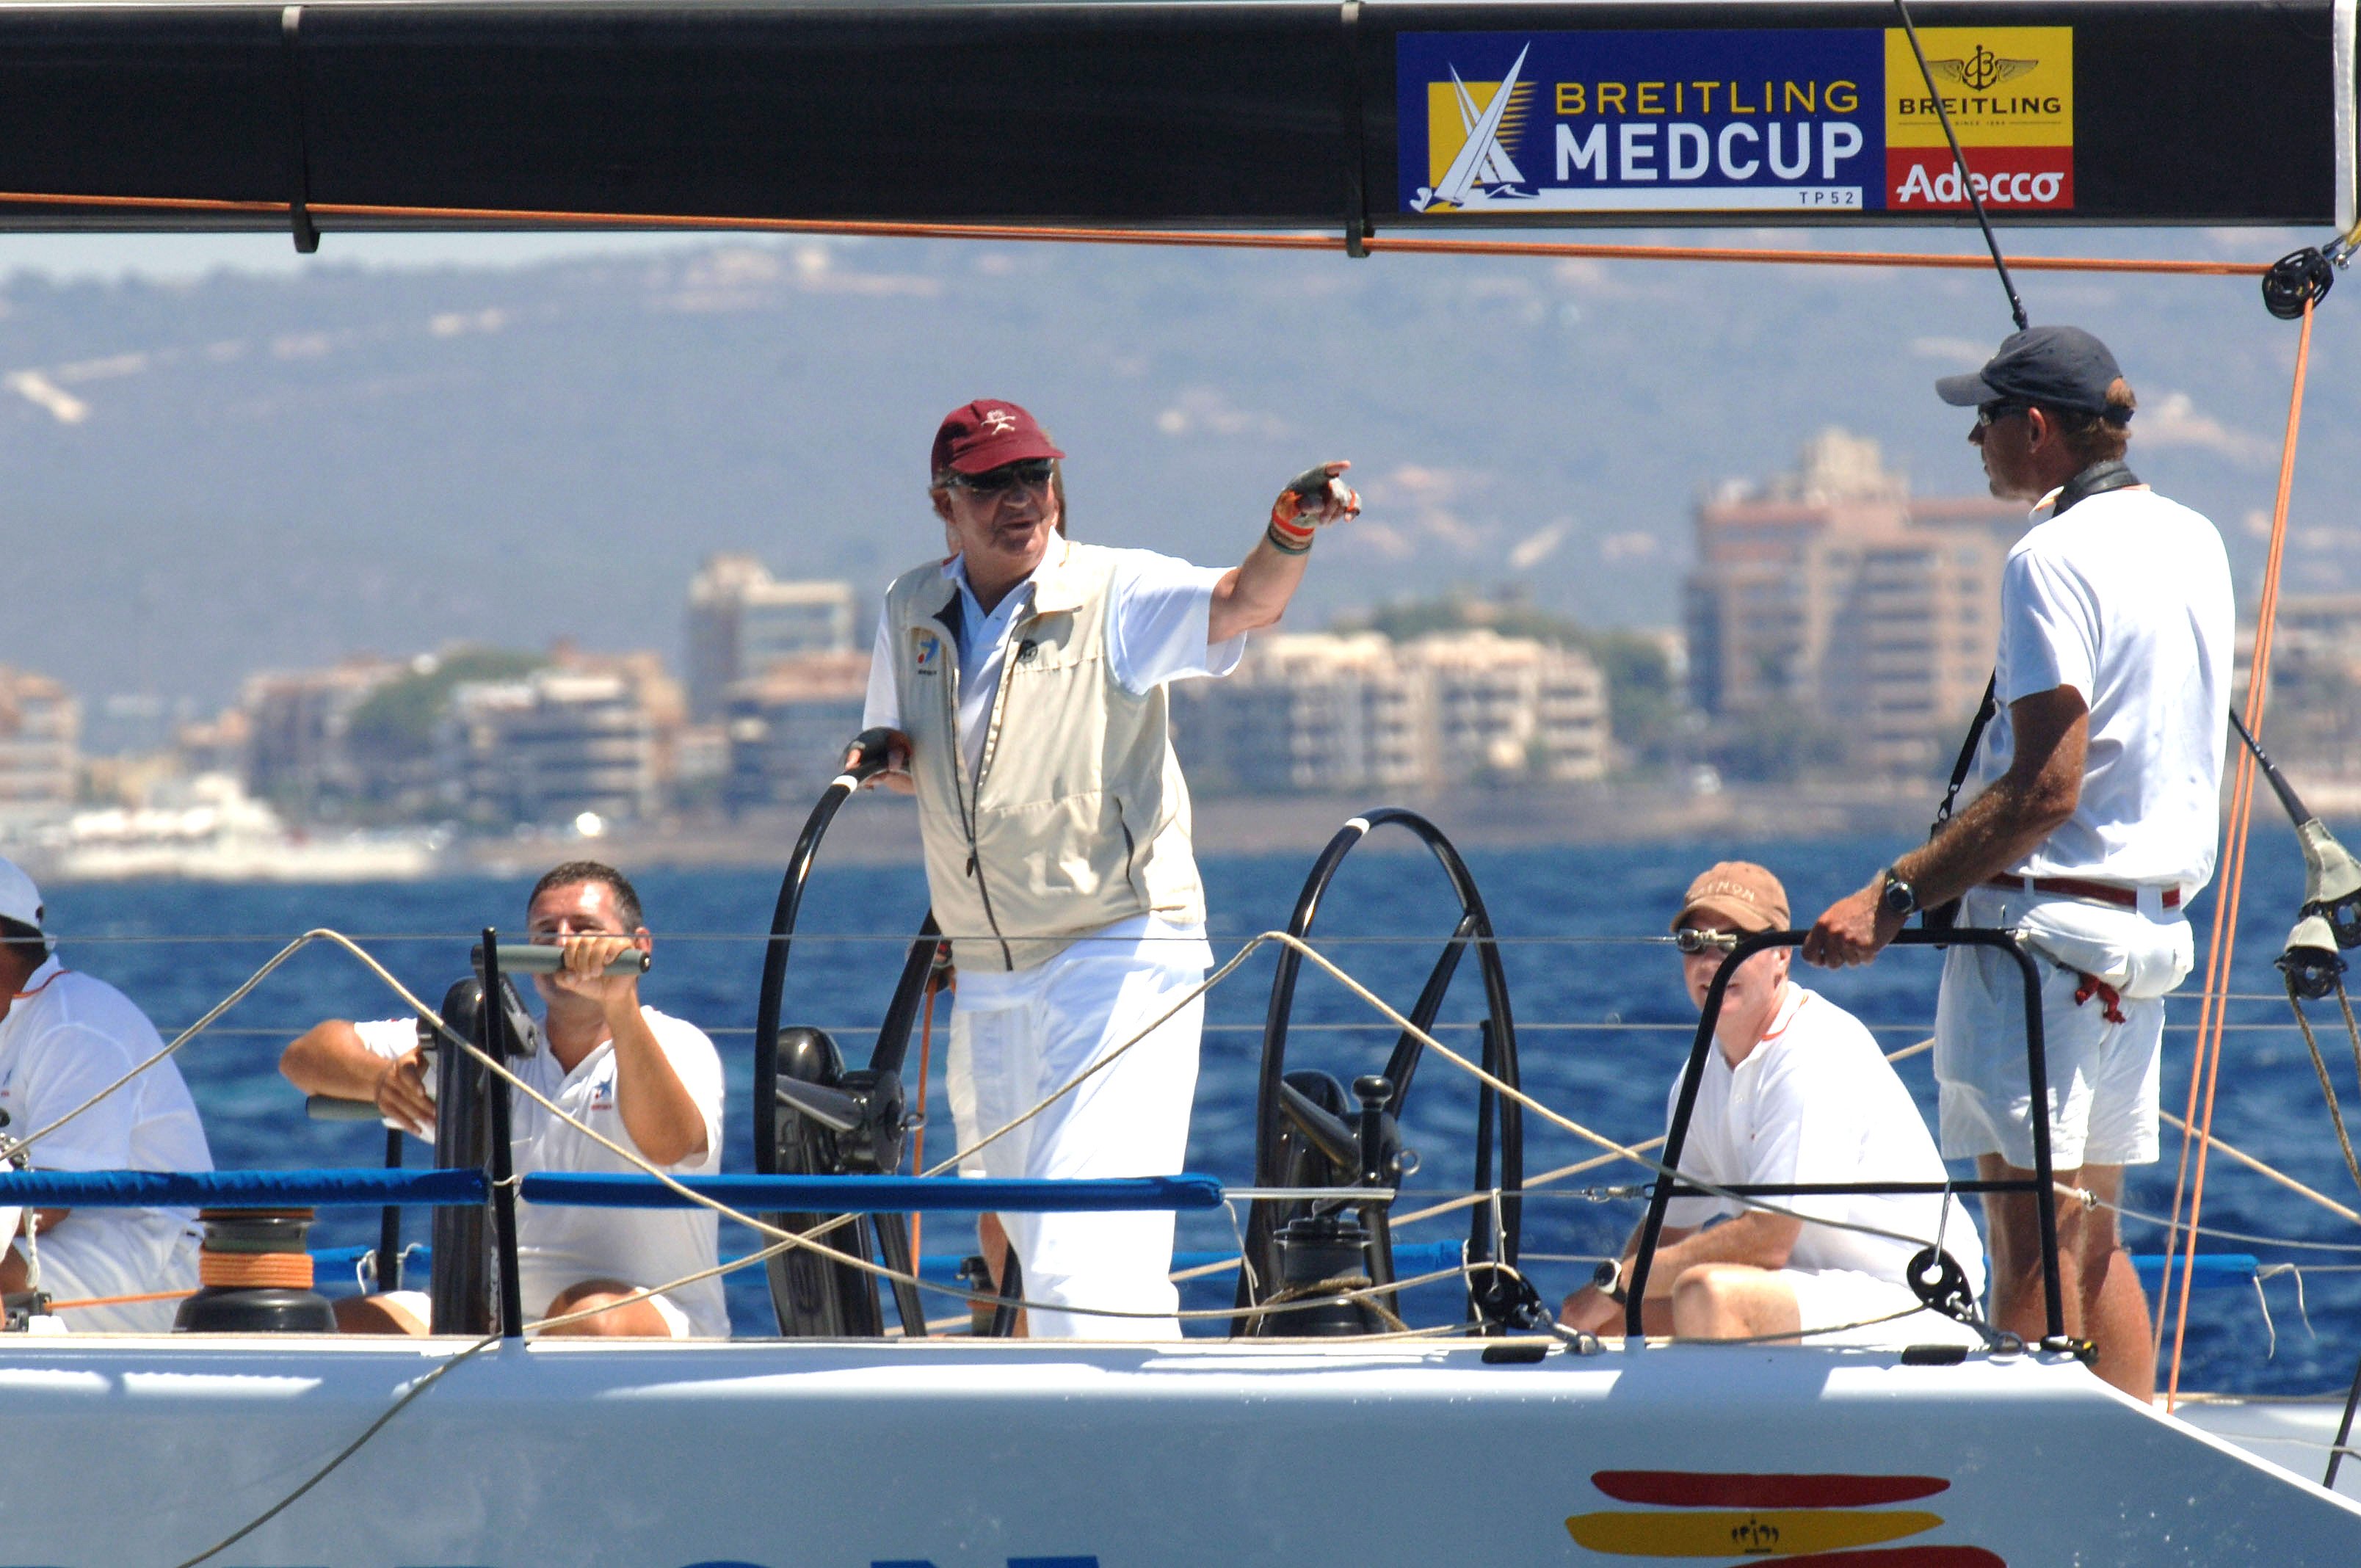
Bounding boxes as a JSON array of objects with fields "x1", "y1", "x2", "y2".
[{"x1": 1887, "y1": 148, "x2": 2072, "y2": 211}]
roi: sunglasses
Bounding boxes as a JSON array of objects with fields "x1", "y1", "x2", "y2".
[
  {"x1": 1975, "y1": 399, "x2": 2032, "y2": 429},
  {"x1": 1672, "y1": 927, "x2": 1741, "y2": 954},
  {"x1": 947, "y1": 458, "x2": 1056, "y2": 494}
]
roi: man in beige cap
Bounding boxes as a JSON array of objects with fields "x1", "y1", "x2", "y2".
[{"x1": 1560, "y1": 861, "x2": 1982, "y2": 1344}]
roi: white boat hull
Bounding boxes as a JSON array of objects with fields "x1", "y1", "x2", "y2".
[{"x1": 0, "y1": 1336, "x2": 2354, "y2": 1565}]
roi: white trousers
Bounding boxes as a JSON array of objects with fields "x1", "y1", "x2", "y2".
[{"x1": 946, "y1": 944, "x2": 1203, "y2": 1340}]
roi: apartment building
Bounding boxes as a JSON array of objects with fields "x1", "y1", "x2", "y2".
[
  {"x1": 0, "y1": 667, "x2": 79, "y2": 811},
  {"x1": 1175, "y1": 629, "x2": 1606, "y2": 795},
  {"x1": 2251, "y1": 595, "x2": 2361, "y2": 779},
  {"x1": 685, "y1": 555, "x2": 857, "y2": 720},
  {"x1": 722, "y1": 651, "x2": 873, "y2": 813},
  {"x1": 242, "y1": 656, "x2": 406, "y2": 814},
  {"x1": 442, "y1": 669, "x2": 658, "y2": 826},
  {"x1": 1684, "y1": 429, "x2": 2018, "y2": 775}
]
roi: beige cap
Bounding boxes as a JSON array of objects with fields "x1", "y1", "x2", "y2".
[{"x1": 1672, "y1": 860, "x2": 1789, "y2": 934}]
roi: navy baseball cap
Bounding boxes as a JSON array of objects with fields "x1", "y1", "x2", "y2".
[{"x1": 1936, "y1": 325, "x2": 2130, "y2": 420}]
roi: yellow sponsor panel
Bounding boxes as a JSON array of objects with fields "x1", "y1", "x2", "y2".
[
  {"x1": 1426, "y1": 79, "x2": 1534, "y2": 186},
  {"x1": 1564, "y1": 1506, "x2": 1943, "y2": 1557},
  {"x1": 1885, "y1": 26, "x2": 2072, "y2": 148}
]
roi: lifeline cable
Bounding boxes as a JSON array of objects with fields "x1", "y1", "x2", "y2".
[
  {"x1": 1888, "y1": 0, "x2": 2029, "y2": 330},
  {"x1": 0, "y1": 921, "x2": 1993, "y2": 1341}
]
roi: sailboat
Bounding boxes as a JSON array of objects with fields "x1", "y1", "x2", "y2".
[{"x1": 0, "y1": 1, "x2": 2352, "y2": 1562}]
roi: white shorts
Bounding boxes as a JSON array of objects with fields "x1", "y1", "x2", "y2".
[
  {"x1": 26, "y1": 1219, "x2": 200, "y2": 1335},
  {"x1": 1782, "y1": 1268, "x2": 1982, "y2": 1349},
  {"x1": 374, "y1": 1286, "x2": 693, "y2": 1338},
  {"x1": 1934, "y1": 888, "x2": 2172, "y2": 1171}
]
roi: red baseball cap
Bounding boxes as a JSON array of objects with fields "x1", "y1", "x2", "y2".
[{"x1": 931, "y1": 399, "x2": 1066, "y2": 477}]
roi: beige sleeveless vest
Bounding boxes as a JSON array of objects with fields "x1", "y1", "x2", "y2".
[{"x1": 884, "y1": 540, "x2": 1207, "y2": 971}]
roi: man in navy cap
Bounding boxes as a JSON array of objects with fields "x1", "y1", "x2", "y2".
[
  {"x1": 852, "y1": 399, "x2": 1358, "y2": 1338},
  {"x1": 1802, "y1": 327, "x2": 2234, "y2": 1398}
]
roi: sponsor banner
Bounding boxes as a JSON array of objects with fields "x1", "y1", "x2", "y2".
[
  {"x1": 1396, "y1": 26, "x2": 2075, "y2": 217},
  {"x1": 1883, "y1": 27, "x2": 2072, "y2": 148},
  {"x1": 1887, "y1": 148, "x2": 2073, "y2": 211},
  {"x1": 1397, "y1": 29, "x2": 1884, "y2": 214}
]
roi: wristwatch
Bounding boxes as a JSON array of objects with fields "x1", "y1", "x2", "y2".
[
  {"x1": 1879, "y1": 867, "x2": 1919, "y2": 918},
  {"x1": 1592, "y1": 1257, "x2": 1628, "y2": 1304}
]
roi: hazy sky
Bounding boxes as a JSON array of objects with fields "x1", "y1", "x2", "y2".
[{"x1": 0, "y1": 230, "x2": 718, "y2": 282}]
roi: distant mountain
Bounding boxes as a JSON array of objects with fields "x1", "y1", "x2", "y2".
[{"x1": 0, "y1": 227, "x2": 2345, "y2": 707}]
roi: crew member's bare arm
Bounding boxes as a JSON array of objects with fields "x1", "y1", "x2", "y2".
[
  {"x1": 1805, "y1": 686, "x2": 2089, "y2": 968},
  {"x1": 281, "y1": 1020, "x2": 436, "y2": 1136},
  {"x1": 548, "y1": 934, "x2": 707, "y2": 1167},
  {"x1": 1209, "y1": 461, "x2": 1359, "y2": 645}
]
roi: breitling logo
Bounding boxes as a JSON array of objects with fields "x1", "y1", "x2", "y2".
[{"x1": 1929, "y1": 43, "x2": 2037, "y2": 92}]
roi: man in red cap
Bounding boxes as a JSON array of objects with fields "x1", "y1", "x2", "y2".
[{"x1": 849, "y1": 398, "x2": 1357, "y2": 1339}]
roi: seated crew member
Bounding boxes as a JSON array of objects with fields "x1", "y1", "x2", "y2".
[
  {"x1": 280, "y1": 860, "x2": 725, "y2": 1337},
  {"x1": 1559, "y1": 862, "x2": 1984, "y2": 1345},
  {"x1": 855, "y1": 398, "x2": 1360, "y2": 1338},
  {"x1": 0, "y1": 855, "x2": 213, "y2": 1333}
]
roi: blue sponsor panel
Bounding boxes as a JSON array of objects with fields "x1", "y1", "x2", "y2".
[{"x1": 1396, "y1": 29, "x2": 1885, "y2": 216}]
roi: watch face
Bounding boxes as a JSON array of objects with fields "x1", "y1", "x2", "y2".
[{"x1": 1882, "y1": 876, "x2": 1914, "y2": 915}]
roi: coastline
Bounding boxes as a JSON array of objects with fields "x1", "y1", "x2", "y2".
[{"x1": 493, "y1": 781, "x2": 1943, "y2": 875}]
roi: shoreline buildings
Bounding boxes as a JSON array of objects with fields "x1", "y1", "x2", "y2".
[{"x1": 1683, "y1": 429, "x2": 2020, "y2": 777}]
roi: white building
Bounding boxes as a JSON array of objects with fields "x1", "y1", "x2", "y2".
[
  {"x1": 686, "y1": 555, "x2": 857, "y2": 720},
  {"x1": 0, "y1": 667, "x2": 79, "y2": 813},
  {"x1": 443, "y1": 671, "x2": 656, "y2": 826},
  {"x1": 722, "y1": 652, "x2": 872, "y2": 813},
  {"x1": 1175, "y1": 630, "x2": 1606, "y2": 794},
  {"x1": 240, "y1": 656, "x2": 405, "y2": 814}
]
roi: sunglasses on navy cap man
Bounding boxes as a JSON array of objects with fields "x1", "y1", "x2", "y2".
[
  {"x1": 945, "y1": 458, "x2": 1056, "y2": 494},
  {"x1": 1975, "y1": 399, "x2": 2032, "y2": 429}
]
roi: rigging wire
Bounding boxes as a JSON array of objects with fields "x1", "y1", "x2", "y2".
[
  {"x1": 1888, "y1": 0, "x2": 2028, "y2": 330},
  {"x1": 2164, "y1": 291, "x2": 2318, "y2": 1412},
  {"x1": 2286, "y1": 975, "x2": 2361, "y2": 1200}
]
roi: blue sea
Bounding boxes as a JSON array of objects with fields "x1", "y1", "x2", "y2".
[{"x1": 35, "y1": 827, "x2": 2357, "y2": 1397}]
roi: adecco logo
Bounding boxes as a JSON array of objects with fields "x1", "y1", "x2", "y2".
[{"x1": 1890, "y1": 156, "x2": 2070, "y2": 208}]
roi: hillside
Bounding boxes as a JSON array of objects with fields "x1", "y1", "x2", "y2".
[{"x1": 0, "y1": 227, "x2": 2346, "y2": 705}]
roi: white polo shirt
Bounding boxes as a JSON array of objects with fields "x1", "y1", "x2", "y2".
[
  {"x1": 358, "y1": 1006, "x2": 727, "y2": 1337},
  {"x1": 1969, "y1": 484, "x2": 2234, "y2": 892},
  {"x1": 0, "y1": 957, "x2": 213, "y2": 1288},
  {"x1": 1662, "y1": 984, "x2": 1984, "y2": 1301}
]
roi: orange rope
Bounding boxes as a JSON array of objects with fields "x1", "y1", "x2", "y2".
[
  {"x1": 47, "y1": 1287, "x2": 196, "y2": 1311},
  {"x1": 199, "y1": 1249, "x2": 316, "y2": 1290},
  {"x1": 0, "y1": 188, "x2": 2276, "y2": 277},
  {"x1": 2164, "y1": 294, "x2": 2315, "y2": 1412}
]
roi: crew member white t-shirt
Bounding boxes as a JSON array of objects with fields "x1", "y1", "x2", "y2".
[
  {"x1": 358, "y1": 1006, "x2": 727, "y2": 1336},
  {"x1": 1662, "y1": 984, "x2": 1984, "y2": 1301},
  {"x1": 862, "y1": 545, "x2": 1247, "y2": 991},
  {"x1": 0, "y1": 957, "x2": 213, "y2": 1291},
  {"x1": 1968, "y1": 484, "x2": 2234, "y2": 891}
]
